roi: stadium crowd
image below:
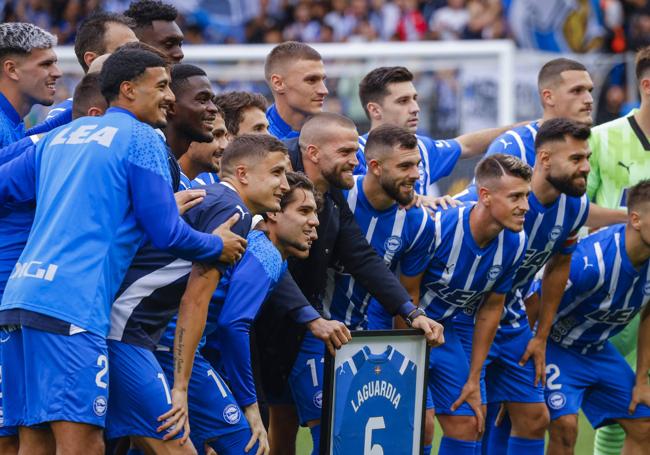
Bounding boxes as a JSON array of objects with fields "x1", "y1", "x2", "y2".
[
  {"x1": 3, "y1": 0, "x2": 650, "y2": 52},
  {"x1": 0, "y1": 1, "x2": 650, "y2": 455}
]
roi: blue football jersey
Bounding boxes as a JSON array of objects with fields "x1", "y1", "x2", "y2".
[
  {"x1": 355, "y1": 132, "x2": 461, "y2": 196},
  {"x1": 550, "y1": 224, "x2": 650, "y2": 354},
  {"x1": 420, "y1": 205, "x2": 527, "y2": 321},
  {"x1": 179, "y1": 171, "x2": 219, "y2": 190},
  {"x1": 323, "y1": 176, "x2": 434, "y2": 329},
  {"x1": 486, "y1": 121, "x2": 539, "y2": 167},
  {"x1": 109, "y1": 182, "x2": 252, "y2": 349},
  {"x1": 25, "y1": 98, "x2": 73, "y2": 136},
  {"x1": 333, "y1": 345, "x2": 417, "y2": 455},
  {"x1": 159, "y1": 229, "x2": 286, "y2": 407},
  {"x1": 266, "y1": 104, "x2": 299, "y2": 140},
  {"x1": 0, "y1": 108, "x2": 223, "y2": 336}
]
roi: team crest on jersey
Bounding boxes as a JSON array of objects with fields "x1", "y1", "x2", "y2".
[
  {"x1": 223, "y1": 404, "x2": 241, "y2": 424},
  {"x1": 547, "y1": 392, "x2": 566, "y2": 410},
  {"x1": 487, "y1": 265, "x2": 502, "y2": 281},
  {"x1": 93, "y1": 396, "x2": 107, "y2": 416},
  {"x1": 643, "y1": 282, "x2": 650, "y2": 296},
  {"x1": 313, "y1": 391, "x2": 323, "y2": 409},
  {"x1": 548, "y1": 225, "x2": 563, "y2": 241},
  {"x1": 384, "y1": 236, "x2": 403, "y2": 254}
]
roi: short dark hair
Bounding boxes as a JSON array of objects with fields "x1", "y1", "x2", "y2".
[
  {"x1": 475, "y1": 153, "x2": 533, "y2": 188},
  {"x1": 627, "y1": 179, "x2": 650, "y2": 212},
  {"x1": 220, "y1": 134, "x2": 288, "y2": 178},
  {"x1": 364, "y1": 124, "x2": 417, "y2": 161},
  {"x1": 359, "y1": 66, "x2": 414, "y2": 118},
  {"x1": 170, "y1": 63, "x2": 206, "y2": 94},
  {"x1": 282, "y1": 171, "x2": 323, "y2": 212},
  {"x1": 538, "y1": 58, "x2": 587, "y2": 90},
  {"x1": 72, "y1": 73, "x2": 105, "y2": 119},
  {"x1": 635, "y1": 46, "x2": 650, "y2": 81},
  {"x1": 100, "y1": 48, "x2": 167, "y2": 103},
  {"x1": 264, "y1": 41, "x2": 322, "y2": 82},
  {"x1": 124, "y1": 0, "x2": 178, "y2": 28},
  {"x1": 74, "y1": 12, "x2": 134, "y2": 73},
  {"x1": 534, "y1": 117, "x2": 591, "y2": 149},
  {"x1": 213, "y1": 91, "x2": 269, "y2": 135}
]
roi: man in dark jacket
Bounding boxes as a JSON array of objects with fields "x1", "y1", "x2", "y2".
[{"x1": 256, "y1": 112, "x2": 444, "y2": 454}]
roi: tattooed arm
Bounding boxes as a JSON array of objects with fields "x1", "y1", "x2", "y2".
[{"x1": 157, "y1": 263, "x2": 222, "y2": 442}]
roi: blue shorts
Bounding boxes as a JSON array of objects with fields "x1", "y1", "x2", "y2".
[
  {"x1": 545, "y1": 340, "x2": 650, "y2": 428},
  {"x1": 0, "y1": 337, "x2": 18, "y2": 437},
  {"x1": 366, "y1": 299, "x2": 392, "y2": 330},
  {"x1": 105, "y1": 340, "x2": 177, "y2": 440},
  {"x1": 155, "y1": 349, "x2": 251, "y2": 455},
  {"x1": 1, "y1": 326, "x2": 108, "y2": 427},
  {"x1": 428, "y1": 321, "x2": 475, "y2": 416},
  {"x1": 288, "y1": 331, "x2": 324, "y2": 425}
]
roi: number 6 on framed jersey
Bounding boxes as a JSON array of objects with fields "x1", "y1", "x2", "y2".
[{"x1": 321, "y1": 330, "x2": 430, "y2": 455}]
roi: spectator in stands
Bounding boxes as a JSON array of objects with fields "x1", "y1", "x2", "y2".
[
  {"x1": 429, "y1": 0, "x2": 470, "y2": 40},
  {"x1": 283, "y1": 1, "x2": 321, "y2": 43},
  {"x1": 395, "y1": 0, "x2": 428, "y2": 40}
]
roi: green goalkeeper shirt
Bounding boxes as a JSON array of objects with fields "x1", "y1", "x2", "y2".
[{"x1": 588, "y1": 109, "x2": 650, "y2": 208}]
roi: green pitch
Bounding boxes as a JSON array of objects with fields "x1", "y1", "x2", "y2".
[{"x1": 296, "y1": 412, "x2": 596, "y2": 453}]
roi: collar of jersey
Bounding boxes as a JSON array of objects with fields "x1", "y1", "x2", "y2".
[
  {"x1": 361, "y1": 345, "x2": 393, "y2": 362},
  {"x1": 528, "y1": 190, "x2": 562, "y2": 213},
  {"x1": 107, "y1": 106, "x2": 137, "y2": 119},
  {"x1": 266, "y1": 104, "x2": 297, "y2": 139},
  {"x1": 357, "y1": 176, "x2": 398, "y2": 214},
  {"x1": 463, "y1": 205, "x2": 497, "y2": 255},
  {"x1": 0, "y1": 91, "x2": 22, "y2": 126}
]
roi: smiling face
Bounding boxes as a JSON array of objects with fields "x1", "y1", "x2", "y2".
[
  {"x1": 542, "y1": 136, "x2": 591, "y2": 197},
  {"x1": 170, "y1": 75, "x2": 218, "y2": 142},
  {"x1": 481, "y1": 174, "x2": 531, "y2": 232},
  {"x1": 129, "y1": 66, "x2": 175, "y2": 128},
  {"x1": 373, "y1": 81, "x2": 420, "y2": 132},
  {"x1": 14, "y1": 47, "x2": 62, "y2": 107},
  {"x1": 185, "y1": 115, "x2": 229, "y2": 174},
  {"x1": 370, "y1": 144, "x2": 421, "y2": 205},
  {"x1": 272, "y1": 188, "x2": 320, "y2": 259},
  {"x1": 316, "y1": 125, "x2": 359, "y2": 190},
  {"x1": 279, "y1": 58, "x2": 328, "y2": 116},
  {"x1": 242, "y1": 151, "x2": 291, "y2": 214}
]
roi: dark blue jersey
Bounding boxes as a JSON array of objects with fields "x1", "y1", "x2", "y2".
[
  {"x1": 108, "y1": 182, "x2": 252, "y2": 349},
  {"x1": 551, "y1": 224, "x2": 650, "y2": 354},
  {"x1": 266, "y1": 104, "x2": 299, "y2": 140},
  {"x1": 334, "y1": 345, "x2": 417, "y2": 455}
]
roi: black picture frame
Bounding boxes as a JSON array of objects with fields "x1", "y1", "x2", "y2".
[{"x1": 320, "y1": 329, "x2": 430, "y2": 455}]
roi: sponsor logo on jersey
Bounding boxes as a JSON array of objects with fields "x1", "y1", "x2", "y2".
[
  {"x1": 51, "y1": 125, "x2": 118, "y2": 147},
  {"x1": 93, "y1": 396, "x2": 107, "y2": 416},
  {"x1": 487, "y1": 265, "x2": 502, "y2": 281},
  {"x1": 547, "y1": 392, "x2": 566, "y2": 410},
  {"x1": 223, "y1": 404, "x2": 241, "y2": 424},
  {"x1": 548, "y1": 225, "x2": 563, "y2": 241},
  {"x1": 384, "y1": 236, "x2": 403, "y2": 254},
  {"x1": 313, "y1": 391, "x2": 323, "y2": 409},
  {"x1": 10, "y1": 261, "x2": 58, "y2": 282}
]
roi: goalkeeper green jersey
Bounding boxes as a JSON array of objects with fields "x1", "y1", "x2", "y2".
[{"x1": 588, "y1": 109, "x2": 650, "y2": 208}]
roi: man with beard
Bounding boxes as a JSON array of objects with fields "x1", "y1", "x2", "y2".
[
  {"x1": 543, "y1": 179, "x2": 650, "y2": 455},
  {"x1": 453, "y1": 118, "x2": 592, "y2": 455},
  {"x1": 256, "y1": 113, "x2": 444, "y2": 455}
]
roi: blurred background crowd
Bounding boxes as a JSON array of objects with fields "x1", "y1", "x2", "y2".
[{"x1": 3, "y1": 0, "x2": 650, "y2": 52}]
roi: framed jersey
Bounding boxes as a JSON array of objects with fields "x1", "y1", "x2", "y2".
[{"x1": 321, "y1": 330, "x2": 430, "y2": 455}]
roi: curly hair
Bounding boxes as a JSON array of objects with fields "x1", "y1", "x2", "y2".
[{"x1": 124, "y1": 0, "x2": 178, "y2": 28}]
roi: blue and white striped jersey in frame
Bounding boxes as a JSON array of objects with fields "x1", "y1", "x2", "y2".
[
  {"x1": 108, "y1": 182, "x2": 252, "y2": 349},
  {"x1": 550, "y1": 224, "x2": 650, "y2": 354},
  {"x1": 333, "y1": 345, "x2": 417, "y2": 455},
  {"x1": 322, "y1": 176, "x2": 434, "y2": 329},
  {"x1": 354, "y1": 132, "x2": 461, "y2": 196},
  {"x1": 420, "y1": 204, "x2": 527, "y2": 322},
  {"x1": 486, "y1": 121, "x2": 539, "y2": 167},
  {"x1": 454, "y1": 184, "x2": 590, "y2": 331}
]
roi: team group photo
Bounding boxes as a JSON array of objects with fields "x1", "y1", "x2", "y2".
[{"x1": 0, "y1": 0, "x2": 649, "y2": 454}]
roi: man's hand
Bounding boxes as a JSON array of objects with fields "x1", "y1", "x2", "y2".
[
  {"x1": 243, "y1": 403, "x2": 269, "y2": 454},
  {"x1": 157, "y1": 387, "x2": 190, "y2": 444},
  {"x1": 411, "y1": 315, "x2": 445, "y2": 347},
  {"x1": 518, "y1": 335, "x2": 547, "y2": 387},
  {"x1": 417, "y1": 194, "x2": 461, "y2": 214},
  {"x1": 451, "y1": 379, "x2": 484, "y2": 434},
  {"x1": 307, "y1": 318, "x2": 352, "y2": 356},
  {"x1": 213, "y1": 213, "x2": 247, "y2": 264},
  {"x1": 175, "y1": 189, "x2": 206, "y2": 215},
  {"x1": 629, "y1": 383, "x2": 650, "y2": 415}
]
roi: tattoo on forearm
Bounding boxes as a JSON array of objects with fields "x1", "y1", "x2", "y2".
[{"x1": 175, "y1": 327, "x2": 185, "y2": 375}]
